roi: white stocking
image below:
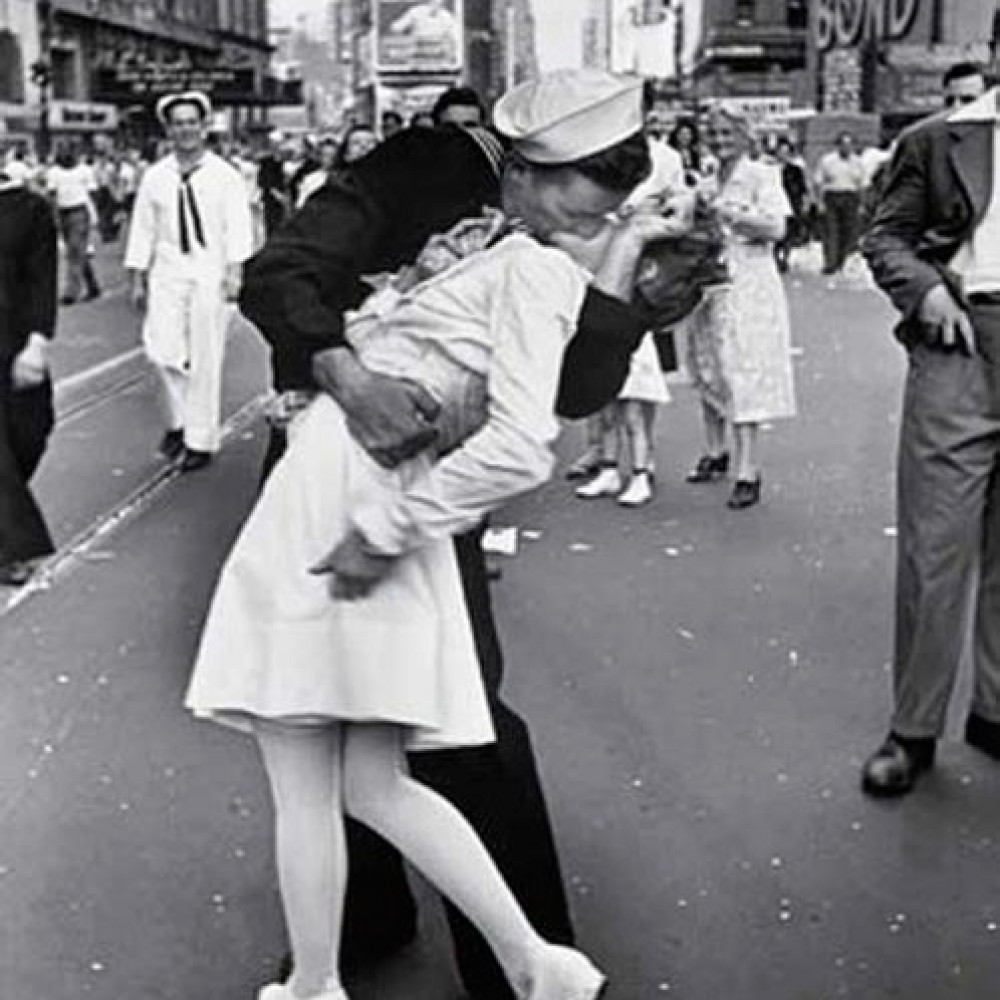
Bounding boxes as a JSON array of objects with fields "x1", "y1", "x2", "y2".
[
  {"x1": 342, "y1": 724, "x2": 546, "y2": 993},
  {"x1": 255, "y1": 720, "x2": 348, "y2": 998}
]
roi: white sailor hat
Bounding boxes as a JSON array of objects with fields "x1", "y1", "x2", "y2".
[
  {"x1": 156, "y1": 90, "x2": 213, "y2": 125},
  {"x1": 493, "y1": 69, "x2": 644, "y2": 165}
]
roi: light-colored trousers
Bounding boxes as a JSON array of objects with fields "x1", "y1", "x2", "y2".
[
  {"x1": 892, "y1": 301, "x2": 1000, "y2": 737},
  {"x1": 143, "y1": 270, "x2": 229, "y2": 453}
]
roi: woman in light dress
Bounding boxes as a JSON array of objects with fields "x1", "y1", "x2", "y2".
[
  {"x1": 683, "y1": 107, "x2": 797, "y2": 509},
  {"x1": 185, "y1": 71, "x2": 670, "y2": 1000}
]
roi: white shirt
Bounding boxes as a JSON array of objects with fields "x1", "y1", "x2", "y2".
[
  {"x1": 343, "y1": 233, "x2": 588, "y2": 556},
  {"x1": 815, "y1": 151, "x2": 866, "y2": 194},
  {"x1": 124, "y1": 151, "x2": 253, "y2": 277},
  {"x1": 47, "y1": 163, "x2": 96, "y2": 209},
  {"x1": 947, "y1": 89, "x2": 1000, "y2": 295}
]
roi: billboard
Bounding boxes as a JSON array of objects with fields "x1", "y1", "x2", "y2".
[{"x1": 374, "y1": 0, "x2": 464, "y2": 74}]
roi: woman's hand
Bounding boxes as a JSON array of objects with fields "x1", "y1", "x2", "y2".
[{"x1": 309, "y1": 529, "x2": 397, "y2": 600}]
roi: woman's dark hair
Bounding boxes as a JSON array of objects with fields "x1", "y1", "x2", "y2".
[
  {"x1": 561, "y1": 130, "x2": 651, "y2": 193},
  {"x1": 668, "y1": 118, "x2": 702, "y2": 173}
]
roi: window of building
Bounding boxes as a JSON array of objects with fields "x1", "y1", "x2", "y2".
[
  {"x1": 51, "y1": 47, "x2": 78, "y2": 100},
  {"x1": 787, "y1": 0, "x2": 807, "y2": 29},
  {"x1": 0, "y1": 32, "x2": 24, "y2": 103},
  {"x1": 735, "y1": 0, "x2": 756, "y2": 27}
]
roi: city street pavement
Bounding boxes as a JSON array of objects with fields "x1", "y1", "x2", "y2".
[{"x1": 3, "y1": 254, "x2": 1000, "y2": 1000}]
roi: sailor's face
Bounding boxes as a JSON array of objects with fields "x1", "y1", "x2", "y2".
[
  {"x1": 501, "y1": 158, "x2": 627, "y2": 242},
  {"x1": 166, "y1": 105, "x2": 208, "y2": 154}
]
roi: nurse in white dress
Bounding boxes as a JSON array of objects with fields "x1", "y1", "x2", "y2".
[{"x1": 186, "y1": 70, "x2": 674, "y2": 1000}]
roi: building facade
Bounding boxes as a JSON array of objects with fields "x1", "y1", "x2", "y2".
[
  {"x1": 340, "y1": 0, "x2": 537, "y2": 127},
  {"x1": 688, "y1": 0, "x2": 809, "y2": 103},
  {"x1": 0, "y1": 0, "x2": 41, "y2": 142},
  {"x1": 2, "y1": 0, "x2": 283, "y2": 151},
  {"x1": 811, "y1": 0, "x2": 999, "y2": 123}
]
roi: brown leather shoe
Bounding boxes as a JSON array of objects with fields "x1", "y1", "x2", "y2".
[{"x1": 861, "y1": 734, "x2": 936, "y2": 797}]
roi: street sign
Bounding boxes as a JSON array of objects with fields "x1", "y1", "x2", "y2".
[{"x1": 93, "y1": 66, "x2": 258, "y2": 103}]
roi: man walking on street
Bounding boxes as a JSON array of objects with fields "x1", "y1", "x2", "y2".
[
  {"x1": 815, "y1": 131, "x2": 865, "y2": 274},
  {"x1": 0, "y1": 164, "x2": 59, "y2": 586},
  {"x1": 125, "y1": 91, "x2": 252, "y2": 472},
  {"x1": 862, "y1": 83, "x2": 1000, "y2": 795}
]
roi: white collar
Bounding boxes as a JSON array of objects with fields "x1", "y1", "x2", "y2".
[{"x1": 948, "y1": 88, "x2": 1000, "y2": 124}]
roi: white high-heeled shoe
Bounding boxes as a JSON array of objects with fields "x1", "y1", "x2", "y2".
[
  {"x1": 525, "y1": 945, "x2": 607, "y2": 1000},
  {"x1": 258, "y1": 982, "x2": 349, "y2": 1000}
]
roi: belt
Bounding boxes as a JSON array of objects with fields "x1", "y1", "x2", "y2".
[{"x1": 968, "y1": 292, "x2": 1000, "y2": 306}]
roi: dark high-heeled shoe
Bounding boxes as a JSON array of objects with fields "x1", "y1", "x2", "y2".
[
  {"x1": 727, "y1": 474, "x2": 762, "y2": 509},
  {"x1": 685, "y1": 451, "x2": 729, "y2": 483}
]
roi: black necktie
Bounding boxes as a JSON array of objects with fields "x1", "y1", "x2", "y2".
[{"x1": 178, "y1": 166, "x2": 206, "y2": 254}]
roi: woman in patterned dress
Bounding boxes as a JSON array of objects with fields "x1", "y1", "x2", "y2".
[{"x1": 684, "y1": 107, "x2": 797, "y2": 509}]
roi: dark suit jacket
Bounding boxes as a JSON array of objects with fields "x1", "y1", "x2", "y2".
[{"x1": 863, "y1": 92, "x2": 996, "y2": 347}]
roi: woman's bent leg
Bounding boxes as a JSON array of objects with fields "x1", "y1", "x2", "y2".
[
  {"x1": 343, "y1": 724, "x2": 547, "y2": 994},
  {"x1": 255, "y1": 720, "x2": 348, "y2": 998}
]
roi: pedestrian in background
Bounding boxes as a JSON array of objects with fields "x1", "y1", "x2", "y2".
[
  {"x1": 335, "y1": 123, "x2": 378, "y2": 168},
  {"x1": 380, "y1": 109, "x2": 404, "y2": 140},
  {"x1": 258, "y1": 132, "x2": 291, "y2": 239},
  {"x1": 861, "y1": 82, "x2": 1000, "y2": 797},
  {"x1": 774, "y1": 136, "x2": 810, "y2": 273},
  {"x1": 684, "y1": 106, "x2": 796, "y2": 510},
  {"x1": 942, "y1": 60, "x2": 987, "y2": 109},
  {"x1": 430, "y1": 85, "x2": 486, "y2": 127},
  {"x1": 46, "y1": 146, "x2": 101, "y2": 306},
  {"x1": 124, "y1": 90, "x2": 252, "y2": 472},
  {"x1": 0, "y1": 164, "x2": 58, "y2": 586},
  {"x1": 815, "y1": 131, "x2": 865, "y2": 275},
  {"x1": 668, "y1": 118, "x2": 703, "y2": 186}
]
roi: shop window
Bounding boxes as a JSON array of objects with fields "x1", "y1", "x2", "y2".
[
  {"x1": 735, "y1": 0, "x2": 756, "y2": 27},
  {"x1": 787, "y1": 0, "x2": 807, "y2": 30},
  {"x1": 0, "y1": 31, "x2": 24, "y2": 103}
]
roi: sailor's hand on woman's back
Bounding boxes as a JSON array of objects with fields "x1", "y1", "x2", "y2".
[{"x1": 312, "y1": 347, "x2": 441, "y2": 469}]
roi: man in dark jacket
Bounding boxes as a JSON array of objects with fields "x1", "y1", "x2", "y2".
[
  {"x1": 0, "y1": 170, "x2": 58, "y2": 586},
  {"x1": 240, "y1": 124, "x2": 651, "y2": 999},
  {"x1": 861, "y1": 86, "x2": 1000, "y2": 796}
]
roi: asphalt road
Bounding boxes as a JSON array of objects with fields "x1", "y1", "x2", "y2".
[{"x1": 2, "y1": 251, "x2": 999, "y2": 1000}]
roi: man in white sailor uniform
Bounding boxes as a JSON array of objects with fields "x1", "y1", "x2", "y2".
[{"x1": 124, "y1": 90, "x2": 253, "y2": 471}]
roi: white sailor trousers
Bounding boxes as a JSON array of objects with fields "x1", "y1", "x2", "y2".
[{"x1": 143, "y1": 268, "x2": 229, "y2": 453}]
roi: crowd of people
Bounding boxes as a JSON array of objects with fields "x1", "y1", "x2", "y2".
[{"x1": 3, "y1": 57, "x2": 1000, "y2": 1000}]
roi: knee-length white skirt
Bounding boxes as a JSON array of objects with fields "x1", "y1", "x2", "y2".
[{"x1": 184, "y1": 395, "x2": 496, "y2": 752}]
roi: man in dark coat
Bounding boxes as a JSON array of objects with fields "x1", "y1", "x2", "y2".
[
  {"x1": 0, "y1": 170, "x2": 58, "y2": 586},
  {"x1": 240, "y1": 124, "x2": 651, "y2": 999},
  {"x1": 862, "y1": 86, "x2": 1000, "y2": 796}
]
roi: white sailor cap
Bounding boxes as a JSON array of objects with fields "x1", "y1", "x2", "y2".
[
  {"x1": 156, "y1": 90, "x2": 213, "y2": 125},
  {"x1": 493, "y1": 69, "x2": 644, "y2": 165}
]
